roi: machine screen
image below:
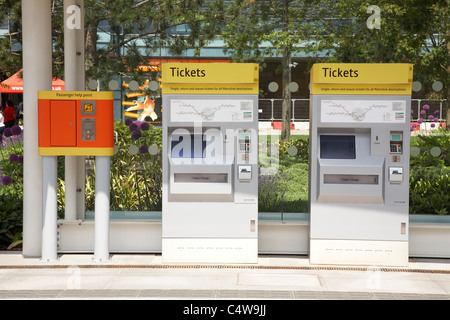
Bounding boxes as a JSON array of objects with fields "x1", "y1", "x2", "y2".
[
  {"x1": 171, "y1": 134, "x2": 206, "y2": 158},
  {"x1": 320, "y1": 135, "x2": 356, "y2": 159}
]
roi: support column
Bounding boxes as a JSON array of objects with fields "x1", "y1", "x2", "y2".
[
  {"x1": 22, "y1": 0, "x2": 52, "y2": 257},
  {"x1": 77, "y1": 157, "x2": 86, "y2": 220},
  {"x1": 64, "y1": 0, "x2": 85, "y2": 221},
  {"x1": 64, "y1": 157, "x2": 78, "y2": 221},
  {"x1": 76, "y1": 1, "x2": 86, "y2": 220},
  {"x1": 93, "y1": 156, "x2": 111, "y2": 262},
  {"x1": 41, "y1": 156, "x2": 58, "y2": 262}
]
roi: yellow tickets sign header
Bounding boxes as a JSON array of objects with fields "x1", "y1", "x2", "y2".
[
  {"x1": 310, "y1": 63, "x2": 413, "y2": 95},
  {"x1": 162, "y1": 63, "x2": 259, "y2": 94}
]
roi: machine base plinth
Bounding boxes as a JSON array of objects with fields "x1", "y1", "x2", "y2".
[
  {"x1": 310, "y1": 239, "x2": 408, "y2": 267},
  {"x1": 162, "y1": 238, "x2": 258, "y2": 264}
]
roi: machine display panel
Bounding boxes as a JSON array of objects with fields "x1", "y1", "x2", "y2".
[
  {"x1": 171, "y1": 134, "x2": 206, "y2": 158},
  {"x1": 320, "y1": 135, "x2": 356, "y2": 159}
]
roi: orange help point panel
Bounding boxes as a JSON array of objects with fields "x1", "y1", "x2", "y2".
[
  {"x1": 38, "y1": 91, "x2": 114, "y2": 156},
  {"x1": 50, "y1": 100, "x2": 77, "y2": 147}
]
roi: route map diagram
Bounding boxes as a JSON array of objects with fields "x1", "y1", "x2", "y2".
[
  {"x1": 171, "y1": 99, "x2": 253, "y2": 122},
  {"x1": 321, "y1": 100, "x2": 406, "y2": 123}
]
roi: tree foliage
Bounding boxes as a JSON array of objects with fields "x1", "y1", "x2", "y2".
[
  {"x1": 315, "y1": 0, "x2": 448, "y2": 98},
  {"x1": 0, "y1": 0, "x2": 22, "y2": 79},
  {"x1": 0, "y1": 0, "x2": 447, "y2": 105},
  {"x1": 80, "y1": 0, "x2": 225, "y2": 85},
  {"x1": 221, "y1": 0, "x2": 449, "y2": 133},
  {"x1": 0, "y1": 0, "x2": 225, "y2": 84},
  {"x1": 221, "y1": 0, "x2": 319, "y2": 141}
]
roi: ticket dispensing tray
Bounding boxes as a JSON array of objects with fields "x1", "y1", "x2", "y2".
[
  {"x1": 317, "y1": 158, "x2": 385, "y2": 204},
  {"x1": 168, "y1": 155, "x2": 234, "y2": 202}
]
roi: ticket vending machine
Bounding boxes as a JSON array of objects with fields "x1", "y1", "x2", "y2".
[
  {"x1": 162, "y1": 63, "x2": 259, "y2": 264},
  {"x1": 309, "y1": 63, "x2": 413, "y2": 267}
]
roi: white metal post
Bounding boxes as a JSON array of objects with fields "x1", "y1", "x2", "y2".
[
  {"x1": 64, "y1": 0, "x2": 85, "y2": 221},
  {"x1": 41, "y1": 156, "x2": 58, "y2": 262},
  {"x1": 93, "y1": 156, "x2": 111, "y2": 262},
  {"x1": 77, "y1": 156, "x2": 86, "y2": 220},
  {"x1": 22, "y1": 0, "x2": 52, "y2": 257},
  {"x1": 76, "y1": 0, "x2": 86, "y2": 220},
  {"x1": 64, "y1": 158, "x2": 78, "y2": 221}
]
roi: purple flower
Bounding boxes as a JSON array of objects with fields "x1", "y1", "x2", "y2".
[
  {"x1": 129, "y1": 122, "x2": 138, "y2": 132},
  {"x1": 18, "y1": 155, "x2": 23, "y2": 163},
  {"x1": 431, "y1": 123, "x2": 435, "y2": 128},
  {"x1": 423, "y1": 104, "x2": 430, "y2": 110},
  {"x1": 131, "y1": 129, "x2": 142, "y2": 141},
  {"x1": 139, "y1": 145, "x2": 149, "y2": 154},
  {"x1": 434, "y1": 110, "x2": 440, "y2": 115},
  {"x1": 428, "y1": 115, "x2": 434, "y2": 119},
  {"x1": 2, "y1": 175, "x2": 12, "y2": 186},
  {"x1": 420, "y1": 110, "x2": 426, "y2": 115},
  {"x1": 3, "y1": 128, "x2": 12, "y2": 137},
  {"x1": 411, "y1": 109, "x2": 414, "y2": 114},
  {"x1": 417, "y1": 118, "x2": 424, "y2": 124},
  {"x1": 124, "y1": 118, "x2": 133, "y2": 126},
  {"x1": 139, "y1": 121, "x2": 150, "y2": 131},
  {"x1": 9, "y1": 154, "x2": 19, "y2": 163},
  {"x1": 433, "y1": 118, "x2": 439, "y2": 122},
  {"x1": 11, "y1": 125, "x2": 22, "y2": 135}
]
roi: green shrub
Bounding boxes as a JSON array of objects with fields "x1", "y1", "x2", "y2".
[
  {"x1": 261, "y1": 137, "x2": 309, "y2": 164},
  {"x1": 409, "y1": 129, "x2": 450, "y2": 215},
  {"x1": 0, "y1": 190, "x2": 23, "y2": 248},
  {"x1": 410, "y1": 128, "x2": 450, "y2": 167},
  {"x1": 258, "y1": 163, "x2": 291, "y2": 212},
  {"x1": 0, "y1": 127, "x2": 24, "y2": 247},
  {"x1": 409, "y1": 168, "x2": 450, "y2": 215},
  {"x1": 278, "y1": 158, "x2": 309, "y2": 213},
  {"x1": 85, "y1": 120, "x2": 163, "y2": 212},
  {"x1": 278, "y1": 139, "x2": 309, "y2": 164}
]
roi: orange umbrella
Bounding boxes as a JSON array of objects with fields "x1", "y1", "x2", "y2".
[{"x1": 0, "y1": 69, "x2": 65, "y2": 93}]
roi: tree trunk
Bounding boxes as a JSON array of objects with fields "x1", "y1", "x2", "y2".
[
  {"x1": 280, "y1": 0, "x2": 291, "y2": 141},
  {"x1": 281, "y1": 46, "x2": 291, "y2": 141},
  {"x1": 446, "y1": 26, "x2": 449, "y2": 130},
  {"x1": 85, "y1": 21, "x2": 98, "y2": 75}
]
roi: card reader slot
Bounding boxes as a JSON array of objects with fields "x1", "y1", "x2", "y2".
[{"x1": 324, "y1": 174, "x2": 379, "y2": 185}]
